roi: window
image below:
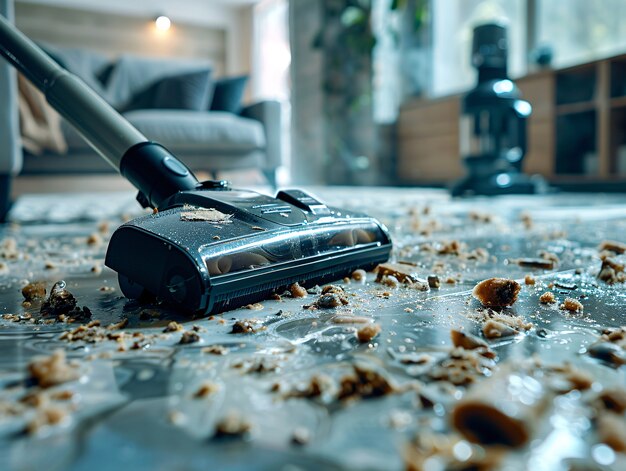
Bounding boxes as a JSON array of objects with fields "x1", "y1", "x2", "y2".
[
  {"x1": 431, "y1": 0, "x2": 526, "y2": 97},
  {"x1": 536, "y1": 0, "x2": 626, "y2": 68}
]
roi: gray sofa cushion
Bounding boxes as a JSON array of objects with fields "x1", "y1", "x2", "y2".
[
  {"x1": 123, "y1": 110, "x2": 265, "y2": 154},
  {"x1": 105, "y1": 55, "x2": 213, "y2": 109}
]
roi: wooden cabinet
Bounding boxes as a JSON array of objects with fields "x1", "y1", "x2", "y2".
[{"x1": 397, "y1": 54, "x2": 626, "y2": 188}]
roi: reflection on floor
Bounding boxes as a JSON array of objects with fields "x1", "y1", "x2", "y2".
[{"x1": 1, "y1": 188, "x2": 626, "y2": 471}]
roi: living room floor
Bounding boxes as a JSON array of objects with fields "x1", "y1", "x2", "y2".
[{"x1": 1, "y1": 188, "x2": 625, "y2": 470}]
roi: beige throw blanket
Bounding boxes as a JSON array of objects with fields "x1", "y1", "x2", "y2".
[{"x1": 18, "y1": 73, "x2": 67, "y2": 155}]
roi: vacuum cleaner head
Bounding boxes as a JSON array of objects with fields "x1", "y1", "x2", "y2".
[
  {"x1": 0, "y1": 15, "x2": 392, "y2": 314},
  {"x1": 106, "y1": 188, "x2": 391, "y2": 314}
]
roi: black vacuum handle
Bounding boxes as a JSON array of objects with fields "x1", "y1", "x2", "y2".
[{"x1": 0, "y1": 14, "x2": 199, "y2": 208}]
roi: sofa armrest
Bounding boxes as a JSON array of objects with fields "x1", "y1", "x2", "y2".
[
  {"x1": 0, "y1": 0, "x2": 22, "y2": 176},
  {"x1": 240, "y1": 100, "x2": 282, "y2": 171}
]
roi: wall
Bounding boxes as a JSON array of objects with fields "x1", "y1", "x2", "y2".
[
  {"x1": 15, "y1": 0, "x2": 253, "y2": 76},
  {"x1": 289, "y1": 0, "x2": 324, "y2": 184}
]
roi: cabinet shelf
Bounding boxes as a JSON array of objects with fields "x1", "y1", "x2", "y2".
[
  {"x1": 397, "y1": 52, "x2": 626, "y2": 186},
  {"x1": 556, "y1": 101, "x2": 596, "y2": 115}
]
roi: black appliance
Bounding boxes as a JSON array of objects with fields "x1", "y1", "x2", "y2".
[{"x1": 451, "y1": 23, "x2": 544, "y2": 196}]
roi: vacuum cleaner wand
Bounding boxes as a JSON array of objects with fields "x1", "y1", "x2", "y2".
[{"x1": 0, "y1": 14, "x2": 199, "y2": 209}]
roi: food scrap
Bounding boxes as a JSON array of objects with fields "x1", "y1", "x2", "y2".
[
  {"x1": 180, "y1": 205, "x2": 233, "y2": 223},
  {"x1": 356, "y1": 323, "x2": 381, "y2": 343},
  {"x1": 21, "y1": 281, "x2": 46, "y2": 301},
  {"x1": 28, "y1": 350, "x2": 79, "y2": 388},
  {"x1": 213, "y1": 412, "x2": 252, "y2": 439},
  {"x1": 539, "y1": 291, "x2": 556, "y2": 304},
  {"x1": 560, "y1": 297, "x2": 583, "y2": 313},
  {"x1": 472, "y1": 278, "x2": 521, "y2": 307}
]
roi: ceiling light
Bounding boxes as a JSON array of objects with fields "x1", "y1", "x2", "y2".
[{"x1": 155, "y1": 15, "x2": 171, "y2": 32}]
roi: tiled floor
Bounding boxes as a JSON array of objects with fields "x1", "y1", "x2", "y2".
[{"x1": 1, "y1": 188, "x2": 625, "y2": 471}]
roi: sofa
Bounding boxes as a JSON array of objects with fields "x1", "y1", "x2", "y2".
[{"x1": 0, "y1": 1, "x2": 281, "y2": 217}]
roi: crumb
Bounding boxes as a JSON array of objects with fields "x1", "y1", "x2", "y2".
[
  {"x1": 271, "y1": 293, "x2": 282, "y2": 301},
  {"x1": 343, "y1": 277, "x2": 350, "y2": 283},
  {"x1": 472, "y1": 278, "x2": 520, "y2": 307},
  {"x1": 599, "y1": 240, "x2": 626, "y2": 254},
  {"x1": 428, "y1": 348, "x2": 495, "y2": 386},
  {"x1": 427, "y1": 275, "x2": 440, "y2": 289},
  {"x1": 445, "y1": 277, "x2": 457, "y2": 284},
  {"x1": 375, "y1": 262, "x2": 423, "y2": 284},
  {"x1": 180, "y1": 206, "x2": 233, "y2": 223},
  {"x1": 0, "y1": 237, "x2": 19, "y2": 259},
  {"x1": 597, "y1": 413, "x2": 626, "y2": 452},
  {"x1": 510, "y1": 258, "x2": 555, "y2": 270},
  {"x1": 338, "y1": 364, "x2": 396, "y2": 401},
  {"x1": 404, "y1": 307, "x2": 414, "y2": 313},
  {"x1": 452, "y1": 366, "x2": 536, "y2": 447},
  {"x1": 315, "y1": 292, "x2": 348, "y2": 309},
  {"x1": 99, "y1": 286, "x2": 115, "y2": 292},
  {"x1": 245, "y1": 303, "x2": 263, "y2": 310},
  {"x1": 97, "y1": 221, "x2": 110, "y2": 234},
  {"x1": 356, "y1": 323, "x2": 381, "y2": 343},
  {"x1": 214, "y1": 412, "x2": 251, "y2": 438},
  {"x1": 539, "y1": 251, "x2": 560, "y2": 265},
  {"x1": 560, "y1": 297, "x2": 583, "y2": 313},
  {"x1": 482, "y1": 319, "x2": 519, "y2": 339},
  {"x1": 450, "y1": 329, "x2": 488, "y2": 350},
  {"x1": 597, "y1": 256, "x2": 625, "y2": 284},
  {"x1": 524, "y1": 275, "x2": 535, "y2": 285},
  {"x1": 50, "y1": 390, "x2": 74, "y2": 401},
  {"x1": 597, "y1": 388, "x2": 626, "y2": 413},
  {"x1": 40, "y1": 281, "x2": 77, "y2": 317},
  {"x1": 284, "y1": 374, "x2": 334, "y2": 399},
  {"x1": 193, "y1": 382, "x2": 219, "y2": 398},
  {"x1": 381, "y1": 275, "x2": 399, "y2": 288},
  {"x1": 90, "y1": 265, "x2": 102, "y2": 274},
  {"x1": 289, "y1": 282, "x2": 307, "y2": 298},
  {"x1": 437, "y1": 240, "x2": 465, "y2": 256},
  {"x1": 212, "y1": 235, "x2": 221, "y2": 240},
  {"x1": 563, "y1": 367, "x2": 593, "y2": 392},
  {"x1": 28, "y1": 350, "x2": 79, "y2": 388},
  {"x1": 202, "y1": 345, "x2": 230, "y2": 355},
  {"x1": 164, "y1": 321, "x2": 183, "y2": 333},
  {"x1": 351, "y1": 269, "x2": 366, "y2": 281},
  {"x1": 539, "y1": 292, "x2": 556, "y2": 304},
  {"x1": 587, "y1": 342, "x2": 626, "y2": 366},
  {"x1": 180, "y1": 331, "x2": 200, "y2": 344},
  {"x1": 521, "y1": 212, "x2": 533, "y2": 229},
  {"x1": 469, "y1": 211, "x2": 493, "y2": 223},
  {"x1": 291, "y1": 427, "x2": 311, "y2": 446},
  {"x1": 25, "y1": 407, "x2": 67, "y2": 435},
  {"x1": 107, "y1": 318, "x2": 128, "y2": 330},
  {"x1": 86, "y1": 233, "x2": 102, "y2": 246},
  {"x1": 44, "y1": 261, "x2": 56, "y2": 270},
  {"x1": 22, "y1": 281, "x2": 46, "y2": 301},
  {"x1": 231, "y1": 320, "x2": 258, "y2": 334}
]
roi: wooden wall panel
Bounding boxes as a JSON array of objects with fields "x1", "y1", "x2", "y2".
[
  {"x1": 517, "y1": 74, "x2": 555, "y2": 176},
  {"x1": 15, "y1": 2, "x2": 226, "y2": 75},
  {"x1": 398, "y1": 97, "x2": 462, "y2": 184}
]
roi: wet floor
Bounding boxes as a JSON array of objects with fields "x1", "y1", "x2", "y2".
[{"x1": 0, "y1": 188, "x2": 625, "y2": 471}]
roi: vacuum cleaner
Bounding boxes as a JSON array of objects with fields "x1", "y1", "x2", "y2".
[{"x1": 0, "y1": 15, "x2": 392, "y2": 314}]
